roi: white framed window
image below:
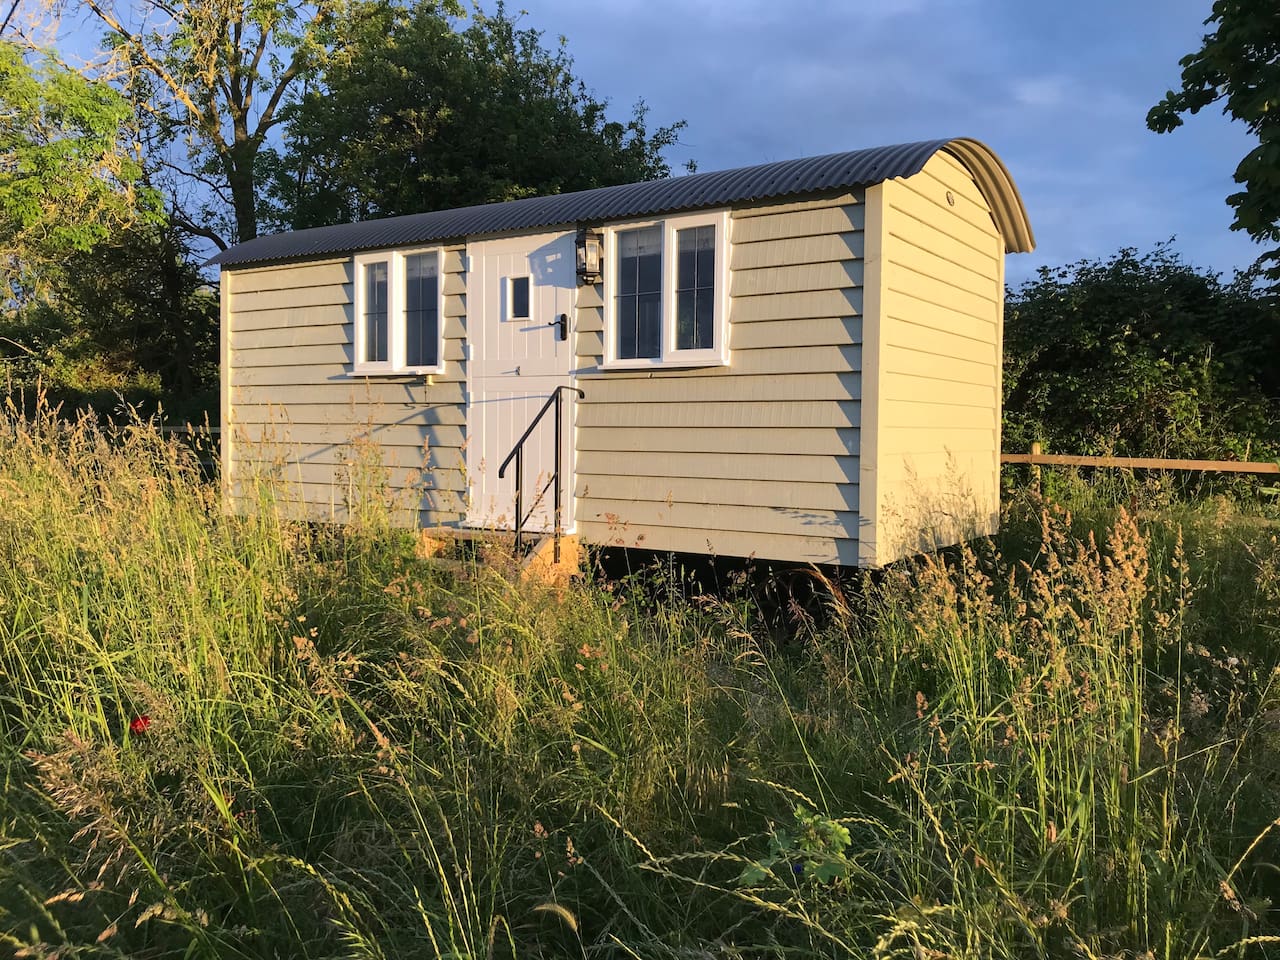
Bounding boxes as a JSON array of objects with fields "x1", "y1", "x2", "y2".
[
  {"x1": 509, "y1": 275, "x2": 530, "y2": 320},
  {"x1": 602, "y1": 209, "x2": 729, "y2": 369},
  {"x1": 353, "y1": 247, "x2": 445, "y2": 375}
]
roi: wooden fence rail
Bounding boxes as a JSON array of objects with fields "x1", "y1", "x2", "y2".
[
  {"x1": 148, "y1": 430, "x2": 1280, "y2": 477},
  {"x1": 1002, "y1": 444, "x2": 1279, "y2": 476}
]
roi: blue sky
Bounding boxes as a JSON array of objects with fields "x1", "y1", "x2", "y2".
[{"x1": 518, "y1": 0, "x2": 1259, "y2": 287}]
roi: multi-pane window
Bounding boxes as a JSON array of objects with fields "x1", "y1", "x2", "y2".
[
  {"x1": 675, "y1": 225, "x2": 715, "y2": 351},
  {"x1": 404, "y1": 252, "x2": 439, "y2": 368},
  {"x1": 615, "y1": 225, "x2": 663, "y2": 360},
  {"x1": 361, "y1": 260, "x2": 389, "y2": 364},
  {"x1": 354, "y1": 249, "x2": 444, "y2": 374},
  {"x1": 605, "y1": 211, "x2": 727, "y2": 367}
]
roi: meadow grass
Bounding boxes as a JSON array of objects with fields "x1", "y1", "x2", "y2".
[{"x1": 1, "y1": 405, "x2": 1279, "y2": 958}]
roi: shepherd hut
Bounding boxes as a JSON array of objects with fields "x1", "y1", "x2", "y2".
[{"x1": 212, "y1": 138, "x2": 1034, "y2": 567}]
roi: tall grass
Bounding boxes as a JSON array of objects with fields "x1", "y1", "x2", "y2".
[{"x1": 1, "y1": 404, "x2": 1278, "y2": 958}]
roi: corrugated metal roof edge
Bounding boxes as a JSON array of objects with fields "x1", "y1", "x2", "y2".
[
  {"x1": 211, "y1": 137, "x2": 1033, "y2": 268},
  {"x1": 941, "y1": 139, "x2": 1035, "y2": 253}
]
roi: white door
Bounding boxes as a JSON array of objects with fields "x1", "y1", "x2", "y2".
[{"x1": 466, "y1": 231, "x2": 577, "y2": 532}]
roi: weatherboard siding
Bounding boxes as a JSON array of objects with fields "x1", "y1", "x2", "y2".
[
  {"x1": 572, "y1": 192, "x2": 865, "y2": 565},
  {"x1": 868, "y1": 152, "x2": 1004, "y2": 564},
  {"x1": 225, "y1": 251, "x2": 468, "y2": 525}
]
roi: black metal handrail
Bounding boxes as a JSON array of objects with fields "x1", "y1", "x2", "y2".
[{"x1": 497, "y1": 385, "x2": 584, "y2": 561}]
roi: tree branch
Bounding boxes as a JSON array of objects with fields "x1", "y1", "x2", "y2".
[
  {"x1": 0, "y1": 0, "x2": 21, "y2": 37},
  {"x1": 229, "y1": 14, "x2": 245, "y2": 107},
  {"x1": 252, "y1": 57, "x2": 300, "y2": 140},
  {"x1": 251, "y1": 4, "x2": 327, "y2": 141},
  {"x1": 148, "y1": 0, "x2": 182, "y2": 21},
  {"x1": 151, "y1": 154, "x2": 230, "y2": 199},
  {"x1": 245, "y1": 21, "x2": 271, "y2": 103},
  {"x1": 168, "y1": 209, "x2": 228, "y2": 250},
  {"x1": 82, "y1": 0, "x2": 226, "y2": 150}
]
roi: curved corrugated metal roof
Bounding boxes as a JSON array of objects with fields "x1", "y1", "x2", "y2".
[{"x1": 212, "y1": 137, "x2": 1034, "y2": 268}]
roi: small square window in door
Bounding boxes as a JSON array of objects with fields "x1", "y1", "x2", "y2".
[{"x1": 510, "y1": 276, "x2": 530, "y2": 320}]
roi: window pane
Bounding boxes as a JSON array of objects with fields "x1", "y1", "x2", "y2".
[
  {"x1": 511, "y1": 276, "x2": 530, "y2": 319},
  {"x1": 363, "y1": 260, "x2": 388, "y2": 364},
  {"x1": 636, "y1": 247, "x2": 661, "y2": 294},
  {"x1": 637, "y1": 292, "x2": 661, "y2": 358},
  {"x1": 695, "y1": 226, "x2": 715, "y2": 280},
  {"x1": 404, "y1": 253, "x2": 438, "y2": 368},
  {"x1": 617, "y1": 296, "x2": 639, "y2": 360},
  {"x1": 619, "y1": 225, "x2": 662, "y2": 263},
  {"x1": 616, "y1": 225, "x2": 663, "y2": 359},
  {"x1": 677, "y1": 242, "x2": 695, "y2": 295},
  {"x1": 676, "y1": 289, "x2": 695, "y2": 351},
  {"x1": 619, "y1": 253, "x2": 637, "y2": 296},
  {"x1": 695, "y1": 287, "x2": 715, "y2": 351},
  {"x1": 675, "y1": 225, "x2": 716, "y2": 352}
]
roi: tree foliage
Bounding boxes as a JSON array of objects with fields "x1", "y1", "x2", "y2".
[
  {"x1": 0, "y1": 40, "x2": 159, "y2": 296},
  {"x1": 73, "y1": 0, "x2": 339, "y2": 245},
  {"x1": 1004, "y1": 243, "x2": 1280, "y2": 460},
  {"x1": 1148, "y1": 1, "x2": 1280, "y2": 278},
  {"x1": 1, "y1": 1, "x2": 686, "y2": 421},
  {"x1": 263, "y1": 1, "x2": 686, "y2": 230},
  {"x1": 0, "y1": 225, "x2": 218, "y2": 419}
]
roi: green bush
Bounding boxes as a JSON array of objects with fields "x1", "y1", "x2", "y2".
[{"x1": 1004, "y1": 243, "x2": 1280, "y2": 463}]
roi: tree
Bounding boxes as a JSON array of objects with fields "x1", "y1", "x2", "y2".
[
  {"x1": 1, "y1": 39, "x2": 217, "y2": 420},
  {"x1": 1003, "y1": 243, "x2": 1280, "y2": 460},
  {"x1": 62, "y1": 0, "x2": 341, "y2": 245},
  {"x1": 263, "y1": 1, "x2": 686, "y2": 231},
  {"x1": 0, "y1": 225, "x2": 218, "y2": 419},
  {"x1": 1148, "y1": 1, "x2": 1280, "y2": 278},
  {"x1": 0, "y1": 40, "x2": 159, "y2": 297}
]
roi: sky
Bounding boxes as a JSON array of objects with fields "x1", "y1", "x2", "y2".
[{"x1": 516, "y1": 0, "x2": 1260, "y2": 288}]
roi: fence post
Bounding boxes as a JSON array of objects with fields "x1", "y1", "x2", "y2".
[{"x1": 1030, "y1": 441, "x2": 1042, "y2": 496}]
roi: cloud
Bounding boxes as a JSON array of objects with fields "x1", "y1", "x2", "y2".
[
  {"x1": 518, "y1": 0, "x2": 1261, "y2": 279},
  {"x1": 1012, "y1": 76, "x2": 1069, "y2": 109}
]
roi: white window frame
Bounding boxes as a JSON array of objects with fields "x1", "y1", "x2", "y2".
[
  {"x1": 508, "y1": 275, "x2": 531, "y2": 321},
  {"x1": 352, "y1": 246, "x2": 446, "y2": 376},
  {"x1": 602, "y1": 209, "x2": 730, "y2": 370}
]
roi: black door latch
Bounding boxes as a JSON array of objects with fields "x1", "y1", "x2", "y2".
[{"x1": 548, "y1": 312, "x2": 568, "y2": 342}]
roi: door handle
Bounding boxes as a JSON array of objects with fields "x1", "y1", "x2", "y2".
[{"x1": 548, "y1": 313, "x2": 567, "y2": 342}]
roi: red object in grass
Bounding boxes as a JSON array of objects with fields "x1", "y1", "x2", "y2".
[{"x1": 129, "y1": 715, "x2": 151, "y2": 735}]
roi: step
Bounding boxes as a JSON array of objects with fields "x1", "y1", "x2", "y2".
[
  {"x1": 416, "y1": 527, "x2": 582, "y2": 584},
  {"x1": 420, "y1": 525, "x2": 515, "y2": 543},
  {"x1": 416, "y1": 525, "x2": 518, "y2": 561},
  {"x1": 422, "y1": 557, "x2": 477, "y2": 577},
  {"x1": 519, "y1": 534, "x2": 583, "y2": 585}
]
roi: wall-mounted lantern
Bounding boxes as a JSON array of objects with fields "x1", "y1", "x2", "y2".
[{"x1": 575, "y1": 227, "x2": 603, "y2": 286}]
